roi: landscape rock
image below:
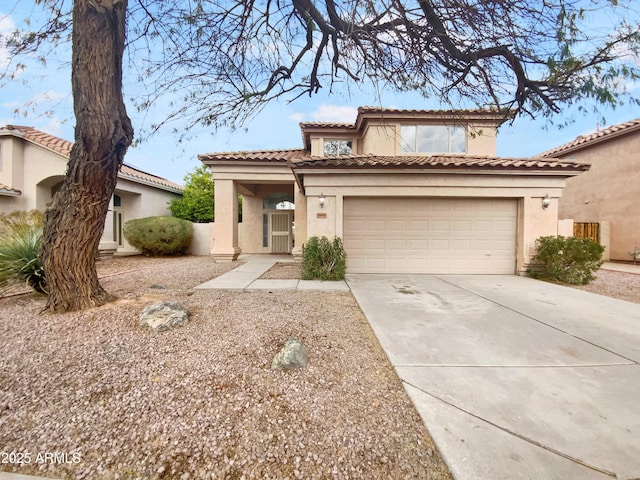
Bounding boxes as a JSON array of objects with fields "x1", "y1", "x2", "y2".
[
  {"x1": 139, "y1": 301, "x2": 189, "y2": 332},
  {"x1": 271, "y1": 338, "x2": 309, "y2": 370}
]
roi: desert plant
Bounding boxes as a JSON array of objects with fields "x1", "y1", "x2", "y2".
[
  {"x1": 0, "y1": 210, "x2": 45, "y2": 235},
  {"x1": 0, "y1": 212, "x2": 47, "y2": 294},
  {"x1": 123, "y1": 216, "x2": 193, "y2": 256},
  {"x1": 302, "y1": 236, "x2": 346, "y2": 280},
  {"x1": 527, "y1": 235, "x2": 604, "y2": 285}
]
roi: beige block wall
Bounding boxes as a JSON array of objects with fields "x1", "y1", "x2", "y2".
[
  {"x1": 190, "y1": 222, "x2": 215, "y2": 255},
  {"x1": 557, "y1": 133, "x2": 640, "y2": 260}
]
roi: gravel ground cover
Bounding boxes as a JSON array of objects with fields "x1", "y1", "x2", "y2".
[
  {"x1": 568, "y1": 268, "x2": 640, "y2": 304},
  {"x1": 259, "y1": 262, "x2": 303, "y2": 280},
  {"x1": 0, "y1": 256, "x2": 452, "y2": 480}
]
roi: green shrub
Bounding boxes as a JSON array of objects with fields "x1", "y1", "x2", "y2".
[
  {"x1": 527, "y1": 235, "x2": 604, "y2": 285},
  {"x1": 302, "y1": 236, "x2": 346, "y2": 280},
  {"x1": 0, "y1": 211, "x2": 47, "y2": 294},
  {"x1": 169, "y1": 166, "x2": 215, "y2": 223},
  {"x1": 123, "y1": 216, "x2": 193, "y2": 256}
]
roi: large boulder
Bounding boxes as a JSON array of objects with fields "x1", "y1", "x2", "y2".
[
  {"x1": 271, "y1": 338, "x2": 308, "y2": 370},
  {"x1": 139, "y1": 301, "x2": 189, "y2": 332}
]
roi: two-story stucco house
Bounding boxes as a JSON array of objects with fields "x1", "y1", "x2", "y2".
[
  {"x1": 199, "y1": 107, "x2": 589, "y2": 274},
  {"x1": 0, "y1": 125, "x2": 184, "y2": 254},
  {"x1": 538, "y1": 118, "x2": 640, "y2": 262}
]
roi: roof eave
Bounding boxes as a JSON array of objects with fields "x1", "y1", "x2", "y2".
[
  {"x1": 117, "y1": 172, "x2": 183, "y2": 194},
  {"x1": 0, "y1": 189, "x2": 22, "y2": 196},
  {"x1": 291, "y1": 166, "x2": 588, "y2": 177},
  {"x1": 539, "y1": 122, "x2": 640, "y2": 158}
]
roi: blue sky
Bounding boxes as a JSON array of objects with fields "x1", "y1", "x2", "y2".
[{"x1": 1, "y1": 5, "x2": 638, "y2": 185}]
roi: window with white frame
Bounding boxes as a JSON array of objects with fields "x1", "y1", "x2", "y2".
[
  {"x1": 323, "y1": 139, "x2": 353, "y2": 156},
  {"x1": 400, "y1": 125, "x2": 466, "y2": 153}
]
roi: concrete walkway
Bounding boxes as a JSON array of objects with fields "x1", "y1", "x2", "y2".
[
  {"x1": 194, "y1": 254, "x2": 350, "y2": 292},
  {"x1": 347, "y1": 274, "x2": 640, "y2": 480},
  {"x1": 602, "y1": 261, "x2": 640, "y2": 275}
]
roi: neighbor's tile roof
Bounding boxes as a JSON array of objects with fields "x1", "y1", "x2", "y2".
[
  {"x1": 119, "y1": 164, "x2": 183, "y2": 192},
  {"x1": 0, "y1": 183, "x2": 22, "y2": 196},
  {"x1": 3, "y1": 125, "x2": 73, "y2": 156},
  {"x1": 537, "y1": 118, "x2": 640, "y2": 157},
  {"x1": 198, "y1": 148, "x2": 311, "y2": 163},
  {"x1": 1, "y1": 125, "x2": 182, "y2": 192},
  {"x1": 290, "y1": 153, "x2": 590, "y2": 172}
]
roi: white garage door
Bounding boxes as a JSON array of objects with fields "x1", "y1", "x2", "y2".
[{"x1": 343, "y1": 197, "x2": 517, "y2": 274}]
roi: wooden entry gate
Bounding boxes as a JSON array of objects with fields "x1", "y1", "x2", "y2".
[{"x1": 573, "y1": 222, "x2": 600, "y2": 242}]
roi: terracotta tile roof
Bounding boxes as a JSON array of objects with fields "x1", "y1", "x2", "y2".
[
  {"x1": 298, "y1": 121, "x2": 356, "y2": 129},
  {"x1": 118, "y1": 164, "x2": 183, "y2": 192},
  {"x1": 537, "y1": 118, "x2": 640, "y2": 157},
  {"x1": 1, "y1": 125, "x2": 182, "y2": 192},
  {"x1": 0, "y1": 183, "x2": 22, "y2": 196},
  {"x1": 356, "y1": 106, "x2": 510, "y2": 118},
  {"x1": 3, "y1": 125, "x2": 73, "y2": 156},
  {"x1": 198, "y1": 148, "x2": 310, "y2": 163},
  {"x1": 290, "y1": 153, "x2": 590, "y2": 172}
]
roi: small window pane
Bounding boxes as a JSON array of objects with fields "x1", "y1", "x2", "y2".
[
  {"x1": 400, "y1": 126, "x2": 416, "y2": 152},
  {"x1": 432, "y1": 126, "x2": 449, "y2": 153},
  {"x1": 324, "y1": 140, "x2": 352, "y2": 156},
  {"x1": 450, "y1": 127, "x2": 466, "y2": 152}
]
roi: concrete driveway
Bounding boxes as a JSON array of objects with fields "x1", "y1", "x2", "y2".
[{"x1": 346, "y1": 274, "x2": 640, "y2": 480}]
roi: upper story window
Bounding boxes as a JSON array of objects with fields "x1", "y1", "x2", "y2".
[
  {"x1": 323, "y1": 139, "x2": 353, "y2": 156},
  {"x1": 400, "y1": 125, "x2": 466, "y2": 153}
]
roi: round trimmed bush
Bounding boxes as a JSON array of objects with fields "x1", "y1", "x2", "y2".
[
  {"x1": 123, "y1": 216, "x2": 193, "y2": 256},
  {"x1": 527, "y1": 235, "x2": 604, "y2": 285}
]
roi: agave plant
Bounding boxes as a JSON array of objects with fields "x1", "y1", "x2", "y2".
[{"x1": 0, "y1": 216, "x2": 47, "y2": 295}]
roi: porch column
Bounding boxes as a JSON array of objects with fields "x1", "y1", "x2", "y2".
[
  {"x1": 212, "y1": 179, "x2": 240, "y2": 261},
  {"x1": 292, "y1": 187, "x2": 307, "y2": 259}
]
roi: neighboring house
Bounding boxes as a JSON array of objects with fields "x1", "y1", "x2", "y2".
[
  {"x1": 199, "y1": 107, "x2": 589, "y2": 274},
  {"x1": 0, "y1": 125, "x2": 183, "y2": 254},
  {"x1": 538, "y1": 118, "x2": 640, "y2": 261}
]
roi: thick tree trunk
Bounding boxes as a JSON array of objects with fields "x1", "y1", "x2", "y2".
[{"x1": 40, "y1": 0, "x2": 133, "y2": 313}]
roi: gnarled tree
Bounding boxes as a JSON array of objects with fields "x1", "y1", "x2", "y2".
[{"x1": 1, "y1": 0, "x2": 638, "y2": 312}]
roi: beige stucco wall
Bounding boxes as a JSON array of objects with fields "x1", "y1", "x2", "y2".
[
  {"x1": 204, "y1": 163, "x2": 298, "y2": 259},
  {"x1": 104, "y1": 178, "x2": 179, "y2": 253},
  {"x1": 190, "y1": 222, "x2": 215, "y2": 255},
  {"x1": 556, "y1": 131, "x2": 640, "y2": 260},
  {"x1": 1, "y1": 134, "x2": 181, "y2": 254},
  {"x1": 308, "y1": 119, "x2": 498, "y2": 157},
  {"x1": 0, "y1": 138, "x2": 65, "y2": 213},
  {"x1": 300, "y1": 171, "x2": 570, "y2": 274}
]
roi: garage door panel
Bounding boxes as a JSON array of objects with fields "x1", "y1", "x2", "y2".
[{"x1": 344, "y1": 197, "x2": 516, "y2": 274}]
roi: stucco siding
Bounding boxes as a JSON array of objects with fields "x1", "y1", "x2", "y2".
[
  {"x1": 557, "y1": 131, "x2": 640, "y2": 260},
  {"x1": 302, "y1": 172, "x2": 568, "y2": 273}
]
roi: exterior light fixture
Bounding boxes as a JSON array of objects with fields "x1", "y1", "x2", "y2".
[
  {"x1": 541, "y1": 194, "x2": 552, "y2": 210},
  {"x1": 319, "y1": 193, "x2": 325, "y2": 208}
]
